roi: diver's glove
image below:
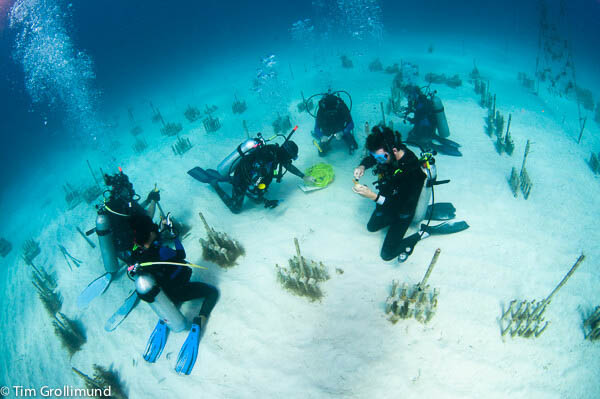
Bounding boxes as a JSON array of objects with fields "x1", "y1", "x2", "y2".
[
  {"x1": 303, "y1": 175, "x2": 317, "y2": 186},
  {"x1": 320, "y1": 135, "x2": 331, "y2": 144},
  {"x1": 147, "y1": 190, "x2": 160, "y2": 202},
  {"x1": 264, "y1": 199, "x2": 280, "y2": 209}
]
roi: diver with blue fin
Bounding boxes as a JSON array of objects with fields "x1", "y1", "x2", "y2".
[
  {"x1": 77, "y1": 168, "x2": 161, "y2": 309},
  {"x1": 305, "y1": 89, "x2": 358, "y2": 155},
  {"x1": 352, "y1": 125, "x2": 468, "y2": 262},
  {"x1": 402, "y1": 85, "x2": 462, "y2": 157},
  {"x1": 188, "y1": 126, "x2": 314, "y2": 213},
  {"x1": 127, "y1": 220, "x2": 218, "y2": 375}
]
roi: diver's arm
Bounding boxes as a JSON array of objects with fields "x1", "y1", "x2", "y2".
[
  {"x1": 284, "y1": 163, "x2": 305, "y2": 179},
  {"x1": 359, "y1": 156, "x2": 376, "y2": 169},
  {"x1": 312, "y1": 122, "x2": 324, "y2": 139}
]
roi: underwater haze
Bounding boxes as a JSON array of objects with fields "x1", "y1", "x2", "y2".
[{"x1": 1, "y1": 0, "x2": 600, "y2": 398}]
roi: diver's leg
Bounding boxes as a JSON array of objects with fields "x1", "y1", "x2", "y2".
[
  {"x1": 211, "y1": 181, "x2": 244, "y2": 214},
  {"x1": 380, "y1": 217, "x2": 411, "y2": 261},
  {"x1": 171, "y1": 282, "x2": 220, "y2": 319},
  {"x1": 367, "y1": 206, "x2": 392, "y2": 232}
]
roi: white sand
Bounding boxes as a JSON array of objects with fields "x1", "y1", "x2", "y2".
[{"x1": 1, "y1": 33, "x2": 599, "y2": 399}]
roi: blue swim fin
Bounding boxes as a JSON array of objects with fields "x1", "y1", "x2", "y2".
[
  {"x1": 77, "y1": 272, "x2": 114, "y2": 309},
  {"x1": 175, "y1": 319, "x2": 203, "y2": 375},
  {"x1": 105, "y1": 291, "x2": 139, "y2": 332},
  {"x1": 143, "y1": 320, "x2": 169, "y2": 363}
]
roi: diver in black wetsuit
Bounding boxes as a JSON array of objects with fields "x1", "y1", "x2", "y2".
[
  {"x1": 101, "y1": 170, "x2": 161, "y2": 263},
  {"x1": 403, "y1": 85, "x2": 462, "y2": 157},
  {"x1": 210, "y1": 140, "x2": 312, "y2": 214},
  {"x1": 313, "y1": 92, "x2": 358, "y2": 155},
  {"x1": 352, "y1": 126, "x2": 426, "y2": 261}
]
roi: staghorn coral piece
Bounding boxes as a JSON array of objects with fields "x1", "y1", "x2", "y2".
[
  {"x1": 31, "y1": 263, "x2": 62, "y2": 316},
  {"x1": 22, "y1": 238, "x2": 41, "y2": 265},
  {"x1": 0, "y1": 237, "x2": 12, "y2": 258},
  {"x1": 232, "y1": 95, "x2": 247, "y2": 114},
  {"x1": 130, "y1": 125, "x2": 143, "y2": 136},
  {"x1": 385, "y1": 249, "x2": 441, "y2": 324},
  {"x1": 368, "y1": 58, "x2": 383, "y2": 72},
  {"x1": 161, "y1": 122, "x2": 183, "y2": 137},
  {"x1": 184, "y1": 105, "x2": 202, "y2": 122},
  {"x1": 172, "y1": 136, "x2": 193, "y2": 156},
  {"x1": 132, "y1": 138, "x2": 148, "y2": 155},
  {"x1": 198, "y1": 212, "x2": 244, "y2": 267},
  {"x1": 63, "y1": 183, "x2": 82, "y2": 210},
  {"x1": 276, "y1": 238, "x2": 330, "y2": 301},
  {"x1": 72, "y1": 365, "x2": 128, "y2": 399},
  {"x1": 500, "y1": 254, "x2": 585, "y2": 339},
  {"x1": 272, "y1": 113, "x2": 292, "y2": 134},
  {"x1": 53, "y1": 312, "x2": 86, "y2": 357}
]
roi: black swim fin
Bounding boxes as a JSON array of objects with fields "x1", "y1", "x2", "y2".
[
  {"x1": 405, "y1": 139, "x2": 463, "y2": 157},
  {"x1": 426, "y1": 202, "x2": 456, "y2": 221},
  {"x1": 397, "y1": 221, "x2": 470, "y2": 263},
  {"x1": 421, "y1": 221, "x2": 469, "y2": 235},
  {"x1": 187, "y1": 167, "x2": 227, "y2": 183}
]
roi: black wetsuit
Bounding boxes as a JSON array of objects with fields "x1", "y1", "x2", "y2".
[
  {"x1": 313, "y1": 97, "x2": 357, "y2": 155},
  {"x1": 132, "y1": 238, "x2": 219, "y2": 320},
  {"x1": 212, "y1": 144, "x2": 304, "y2": 214},
  {"x1": 360, "y1": 146, "x2": 426, "y2": 261},
  {"x1": 407, "y1": 95, "x2": 436, "y2": 141},
  {"x1": 104, "y1": 199, "x2": 154, "y2": 263}
]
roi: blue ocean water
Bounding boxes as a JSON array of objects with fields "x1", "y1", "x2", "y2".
[{"x1": 1, "y1": 0, "x2": 600, "y2": 395}]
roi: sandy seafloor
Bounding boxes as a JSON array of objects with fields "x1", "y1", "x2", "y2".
[{"x1": 1, "y1": 34, "x2": 599, "y2": 398}]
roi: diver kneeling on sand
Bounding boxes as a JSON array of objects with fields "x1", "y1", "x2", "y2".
[
  {"x1": 188, "y1": 126, "x2": 314, "y2": 214},
  {"x1": 128, "y1": 218, "x2": 219, "y2": 375},
  {"x1": 305, "y1": 89, "x2": 358, "y2": 155},
  {"x1": 352, "y1": 125, "x2": 469, "y2": 262},
  {"x1": 77, "y1": 168, "x2": 163, "y2": 309},
  {"x1": 402, "y1": 85, "x2": 462, "y2": 157}
]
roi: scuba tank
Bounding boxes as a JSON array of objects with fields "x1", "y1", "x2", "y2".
[
  {"x1": 431, "y1": 95, "x2": 450, "y2": 138},
  {"x1": 96, "y1": 211, "x2": 119, "y2": 274},
  {"x1": 217, "y1": 137, "x2": 264, "y2": 178},
  {"x1": 411, "y1": 157, "x2": 438, "y2": 228},
  {"x1": 135, "y1": 273, "x2": 187, "y2": 332}
]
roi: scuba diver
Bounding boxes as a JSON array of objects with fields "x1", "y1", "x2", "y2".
[
  {"x1": 127, "y1": 218, "x2": 218, "y2": 375},
  {"x1": 402, "y1": 85, "x2": 462, "y2": 157},
  {"x1": 305, "y1": 90, "x2": 358, "y2": 155},
  {"x1": 188, "y1": 127, "x2": 314, "y2": 214},
  {"x1": 77, "y1": 168, "x2": 162, "y2": 309},
  {"x1": 352, "y1": 125, "x2": 468, "y2": 262}
]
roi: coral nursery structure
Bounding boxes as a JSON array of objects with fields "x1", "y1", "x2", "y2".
[
  {"x1": 184, "y1": 105, "x2": 202, "y2": 122},
  {"x1": 0, "y1": 237, "x2": 12, "y2": 257},
  {"x1": 22, "y1": 238, "x2": 41, "y2": 265},
  {"x1": 72, "y1": 365, "x2": 128, "y2": 399},
  {"x1": 500, "y1": 254, "x2": 585, "y2": 339},
  {"x1": 198, "y1": 212, "x2": 244, "y2": 267},
  {"x1": 385, "y1": 249, "x2": 441, "y2": 324},
  {"x1": 172, "y1": 136, "x2": 193, "y2": 156},
  {"x1": 584, "y1": 307, "x2": 600, "y2": 341},
  {"x1": 275, "y1": 238, "x2": 330, "y2": 301}
]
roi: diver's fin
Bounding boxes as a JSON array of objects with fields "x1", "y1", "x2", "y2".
[
  {"x1": 187, "y1": 167, "x2": 227, "y2": 183},
  {"x1": 427, "y1": 202, "x2": 456, "y2": 221},
  {"x1": 77, "y1": 272, "x2": 113, "y2": 309},
  {"x1": 104, "y1": 291, "x2": 139, "y2": 332},
  {"x1": 398, "y1": 221, "x2": 469, "y2": 263},
  {"x1": 397, "y1": 232, "x2": 423, "y2": 263},
  {"x1": 175, "y1": 319, "x2": 203, "y2": 375},
  {"x1": 429, "y1": 143, "x2": 462, "y2": 157},
  {"x1": 143, "y1": 320, "x2": 169, "y2": 363},
  {"x1": 405, "y1": 139, "x2": 463, "y2": 157},
  {"x1": 421, "y1": 221, "x2": 469, "y2": 235},
  {"x1": 433, "y1": 136, "x2": 461, "y2": 148}
]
